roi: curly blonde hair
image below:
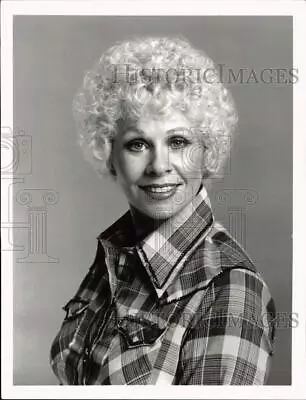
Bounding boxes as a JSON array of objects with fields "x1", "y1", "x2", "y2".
[{"x1": 73, "y1": 36, "x2": 238, "y2": 179}]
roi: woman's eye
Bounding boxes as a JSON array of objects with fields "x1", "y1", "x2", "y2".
[
  {"x1": 125, "y1": 140, "x2": 147, "y2": 152},
  {"x1": 169, "y1": 137, "x2": 190, "y2": 149}
]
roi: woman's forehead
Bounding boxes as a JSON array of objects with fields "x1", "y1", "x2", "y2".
[
  {"x1": 119, "y1": 110, "x2": 192, "y2": 135},
  {"x1": 138, "y1": 109, "x2": 190, "y2": 126}
]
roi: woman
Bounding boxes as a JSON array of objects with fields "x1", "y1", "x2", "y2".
[{"x1": 50, "y1": 36, "x2": 276, "y2": 385}]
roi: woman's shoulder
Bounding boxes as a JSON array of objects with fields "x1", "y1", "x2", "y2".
[
  {"x1": 200, "y1": 219, "x2": 275, "y2": 310},
  {"x1": 189, "y1": 221, "x2": 276, "y2": 333},
  {"x1": 195, "y1": 219, "x2": 275, "y2": 304},
  {"x1": 205, "y1": 220, "x2": 257, "y2": 274}
]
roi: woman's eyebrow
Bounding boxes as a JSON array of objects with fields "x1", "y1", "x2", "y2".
[
  {"x1": 166, "y1": 127, "x2": 191, "y2": 135},
  {"x1": 123, "y1": 126, "x2": 191, "y2": 136}
]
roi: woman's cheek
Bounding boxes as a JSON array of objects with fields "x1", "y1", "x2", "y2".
[
  {"x1": 122, "y1": 153, "x2": 148, "y2": 181},
  {"x1": 186, "y1": 145, "x2": 205, "y2": 177},
  {"x1": 174, "y1": 146, "x2": 203, "y2": 176}
]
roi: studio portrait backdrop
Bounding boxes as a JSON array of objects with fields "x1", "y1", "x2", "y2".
[{"x1": 13, "y1": 15, "x2": 292, "y2": 385}]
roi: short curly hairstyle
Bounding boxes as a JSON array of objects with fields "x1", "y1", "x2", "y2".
[{"x1": 73, "y1": 36, "x2": 238, "y2": 179}]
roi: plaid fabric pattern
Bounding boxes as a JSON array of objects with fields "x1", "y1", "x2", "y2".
[{"x1": 50, "y1": 185, "x2": 276, "y2": 385}]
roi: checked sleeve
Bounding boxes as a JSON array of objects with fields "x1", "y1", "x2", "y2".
[{"x1": 175, "y1": 267, "x2": 276, "y2": 385}]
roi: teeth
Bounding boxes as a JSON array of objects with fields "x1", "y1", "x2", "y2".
[{"x1": 144, "y1": 186, "x2": 175, "y2": 193}]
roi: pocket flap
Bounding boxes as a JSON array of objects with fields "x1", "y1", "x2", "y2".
[{"x1": 117, "y1": 316, "x2": 166, "y2": 347}]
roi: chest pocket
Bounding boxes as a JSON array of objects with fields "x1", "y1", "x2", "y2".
[
  {"x1": 103, "y1": 314, "x2": 169, "y2": 384},
  {"x1": 105, "y1": 312, "x2": 185, "y2": 384},
  {"x1": 117, "y1": 315, "x2": 166, "y2": 348}
]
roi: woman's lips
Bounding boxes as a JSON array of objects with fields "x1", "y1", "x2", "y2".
[{"x1": 139, "y1": 184, "x2": 180, "y2": 200}]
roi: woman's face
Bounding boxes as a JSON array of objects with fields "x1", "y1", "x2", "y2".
[{"x1": 111, "y1": 109, "x2": 206, "y2": 220}]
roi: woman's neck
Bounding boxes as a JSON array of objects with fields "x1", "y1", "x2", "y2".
[{"x1": 130, "y1": 205, "x2": 165, "y2": 241}]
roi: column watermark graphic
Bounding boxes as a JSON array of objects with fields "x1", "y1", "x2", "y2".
[
  {"x1": 1, "y1": 126, "x2": 59, "y2": 263},
  {"x1": 16, "y1": 189, "x2": 59, "y2": 263}
]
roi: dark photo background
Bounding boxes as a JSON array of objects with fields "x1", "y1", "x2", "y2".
[{"x1": 13, "y1": 16, "x2": 292, "y2": 385}]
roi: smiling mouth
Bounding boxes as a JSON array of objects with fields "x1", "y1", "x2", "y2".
[
  {"x1": 139, "y1": 184, "x2": 181, "y2": 193},
  {"x1": 141, "y1": 186, "x2": 176, "y2": 193},
  {"x1": 139, "y1": 184, "x2": 181, "y2": 200}
]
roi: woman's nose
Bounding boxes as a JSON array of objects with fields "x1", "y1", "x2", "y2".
[{"x1": 145, "y1": 146, "x2": 172, "y2": 175}]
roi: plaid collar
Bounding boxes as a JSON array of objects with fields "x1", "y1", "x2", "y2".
[{"x1": 98, "y1": 184, "x2": 216, "y2": 299}]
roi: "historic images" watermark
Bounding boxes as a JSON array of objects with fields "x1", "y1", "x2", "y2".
[{"x1": 111, "y1": 63, "x2": 298, "y2": 86}]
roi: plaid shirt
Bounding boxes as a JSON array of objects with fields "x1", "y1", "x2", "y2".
[{"x1": 50, "y1": 185, "x2": 276, "y2": 385}]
